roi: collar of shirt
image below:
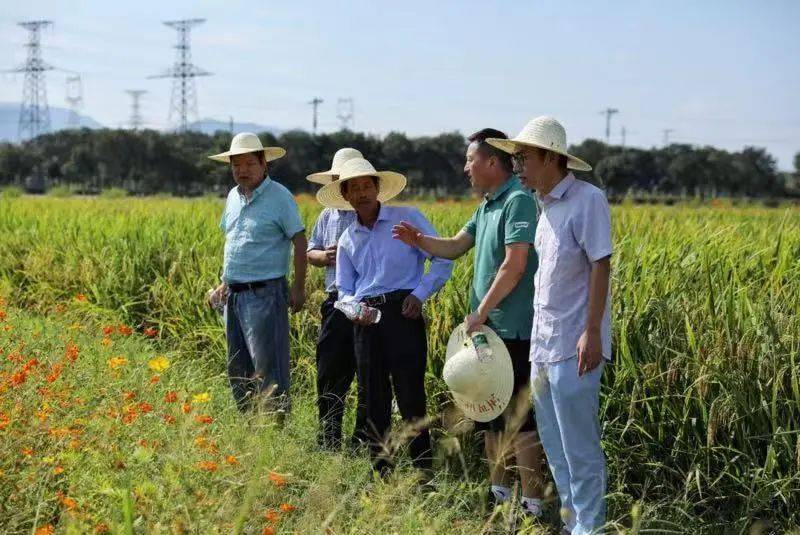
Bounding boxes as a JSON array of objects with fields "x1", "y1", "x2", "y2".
[
  {"x1": 353, "y1": 203, "x2": 389, "y2": 232},
  {"x1": 538, "y1": 172, "x2": 576, "y2": 204},
  {"x1": 484, "y1": 174, "x2": 518, "y2": 202},
  {"x1": 237, "y1": 176, "x2": 272, "y2": 203}
]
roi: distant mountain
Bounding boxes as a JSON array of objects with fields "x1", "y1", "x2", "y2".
[
  {"x1": 0, "y1": 103, "x2": 283, "y2": 143},
  {"x1": 0, "y1": 102, "x2": 104, "y2": 143},
  {"x1": 189, "y1": 118, "x2": 283, "y2": 136}
]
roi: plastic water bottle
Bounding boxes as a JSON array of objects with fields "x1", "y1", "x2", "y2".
[
  {"x1": 334, "y1": 300, "x2": 382, "y2": 324},
  {"x1": 470, "y1": 331, "x2": 492, "y2": 362}
]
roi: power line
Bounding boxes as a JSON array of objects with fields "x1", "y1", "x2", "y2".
[
  {"x1": 337, "y1": 97, "x2": 354, "y2": 130},
  {"x1": 65, "y1": 74, "x2": 82, "y2": 127},
  {"x1": 126, "y1": 90, "x2": 147, "y2": 130},
  {"x1": 308, "y1": 97, "x2": 323, "y2": 134},
  {"x1": 599, "y1": 108, "x2": 619, "y2": 144},
  {"x1": 10, "y1": 21, "x2": 55, "y2": 140},
  {"x1": 148, "y1": 18, "x2": 212, "y2": 133}
]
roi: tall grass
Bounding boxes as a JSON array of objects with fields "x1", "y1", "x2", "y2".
[{"x1": 0, "y1": 195, "x2": 798, "y2": 532}]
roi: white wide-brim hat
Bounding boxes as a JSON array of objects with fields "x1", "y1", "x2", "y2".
[
  {"x1": 487, "y1": 116, "x2": 592, "y2": 172},
  {"x1": 208, "y1": 132, "x2": 286, "y2": 163},
  {"x1": 316, "y1": 157, "x2": 406, "y2": 210},
  {"x1": 306, "y1": 147, "x2": 364, "y2": 185},
  {"x1": 443, "y1": 323, "x2": 513, "y2": 423}
]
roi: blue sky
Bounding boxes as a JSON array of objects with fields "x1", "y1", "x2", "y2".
[{"x1": 1, "y1": 0, "x2": 798, "y2": 169}]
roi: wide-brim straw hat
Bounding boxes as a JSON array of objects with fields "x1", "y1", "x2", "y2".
[
  {"x1": 306, "y1": 147, "x2": 364, "y2": 184},
  {"x1": 316, "y1": 158, "x2": 406, "y2": 210},
  {"x1": 486, "y1": 116, "x2": 592, "y2": 172},
  {"x1": 208, "y1": 132, "x2": 286, "y2": 163},
  {"x1": 443, "y1": 323, "x2": 513, "y2": 423}
]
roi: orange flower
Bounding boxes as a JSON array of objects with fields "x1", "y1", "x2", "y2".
[
  {"x1": 225, "y1": 455, "x2": 239, "y2": 465},
  {"x1": 268, "y1": 471, "x2": 286, "y2": 487},
  {"x1": 137, "y1": 402, "x2": 153, "y2": 414},
  {"x1": 197, "y1": 460, "x2": 218, "y2": 472},
  {"x1": 164, "y1": 391, "x2": 178, "y2": 403},
  {"x1": 21, "y1": 447, "x2": 34, "y2": 456},
  {"x1": 0, "y1": 310, "x2": 6, "y2": 321},
  {"x1": 143, "y1": 327, "x2": 158, "y2": 338},
  {"x1": 181, "y1": 402, "x2": 191, "y2": 414},
  {"x1": 107, "y1": 356, "x2": 127, "y2": 369},
  {"x1": 65, "y1": 343, "x2": 79, "y2": 362},
  {"x1": 123, "y1": 391, "x2": 136, "y2": 401},
  {"x1": 9, "y1": 370, "x2": 28, "y2": 386},
  {"x1": 68, "y1": 439, "x2": 81, "y2": 450},
  {"x1": 279, "y1": 503, "x2": 296, "y2": 513},
  {"x1": 53, "y1": 465, "x2": 64, "y2": 475},
  {"x1": 74, "y1": 294, "x2": 88, "y2": 302},
  {"x1": 162, "y1": 414, "x2": 176, "y2": 425},
  {"x1": 94, "y1": 522, "x2": 110, "y2": 533},
  {"x1": 262, "y1": 527, "x2": 275, "y2": 535},
  {"x1": 101, "y1": 337, "x2": 112, "y2": 347},
  {"x1": 118, "y1": 325, "x2": 133, "y2": 336},
  {"x1": 263, "y1": 509, "x2": 279, "y2": 523},
  {"x1": 102, "y1": 325, "x2": 115, "y2": 336},
  {"x1": 35, "y1": 525, "x2": 54, "y2": 535},
  {"x1": 194, "y1": 414, "x2": 213, "y2": 425},
  {"x1": 57, "y1": 490, "x2": 78, "y2": 510},
  {"x1": 0, "y1": 412, "x2": 9, "y2": 430},
  {"x1": 149, "y1": 375, "x2": 160, "y2": 384}
]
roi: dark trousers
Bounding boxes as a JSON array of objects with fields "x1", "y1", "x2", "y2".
[
  {"x1": 316, "y1": 293, "x2": 367, "y2": 449},
  {"x1": 354, "y1": 292, "x2": 431, "y2": 472}
]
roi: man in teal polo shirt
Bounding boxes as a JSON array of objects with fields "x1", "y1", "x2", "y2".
[
  {"x1": 207, "y1": 133, "x2": 307, "y2": 413},
  {"x1": 393, "y1": 128, "x2": 544, "y2": 518}
]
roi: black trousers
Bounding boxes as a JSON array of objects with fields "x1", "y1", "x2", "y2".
[
  {"x1": 316, "y1": 293, "x2": 367, "y2": 449},
  {"x1": 354, "y1": 292, "x2": 431, "y2": 471}
]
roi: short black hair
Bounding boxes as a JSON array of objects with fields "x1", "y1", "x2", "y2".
[
  {"x1": 340, "y1": 175, "x2": 379, "y2": 196},
  {"x1": 467, "y1": 128, "x2": 513, "y2": 173}
]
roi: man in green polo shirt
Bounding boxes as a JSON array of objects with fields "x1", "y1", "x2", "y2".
[{"x1": 392, "y1": 128, "x2": 544, "y2": 518}]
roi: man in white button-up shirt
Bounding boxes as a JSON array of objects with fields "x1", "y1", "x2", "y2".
[{"x1": 488, "y1": 116, "x2": 612, "y2": 535}]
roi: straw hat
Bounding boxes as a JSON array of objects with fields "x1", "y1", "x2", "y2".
[
  {"x1": 316, "y1": 158, "x2": 407, "y2": 210},
  {"x1": 208, "y1": 132, "x2": 286, "y2": 163},
  {"x1": 306, "y1": 147, "x2": 364, "y2": 184},
  {"x1": 443, "y1": 323, "x2": 513, "y2": 422},
  {"x1": 486, "y1": 116, "x2": 592, "y2": 172}
]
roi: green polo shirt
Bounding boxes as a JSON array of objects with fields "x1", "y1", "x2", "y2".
[{"x1": 463, "y1": 175, "x2": 538, "y2": 340}]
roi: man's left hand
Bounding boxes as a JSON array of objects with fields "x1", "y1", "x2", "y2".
[
  {"x1": 401, "y1": 295, "x2": 423, "y2": 319},
  {"x1": 289, "y1": 285, "x2": 305, "y2": 313},
  {"x1": 577, "y1": 328, "x2": 603, "y2": 376},
  {"x1": 464, "y1": 310, "x2": 487, "y2": 333}
]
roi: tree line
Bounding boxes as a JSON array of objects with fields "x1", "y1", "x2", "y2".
[{"x1": 0, "y1": 127, "x2": 796, "y2": 198}]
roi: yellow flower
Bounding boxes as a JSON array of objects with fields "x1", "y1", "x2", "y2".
[
  {"x1": 147, "y1": 356, "x2": 170, "y2": 373},
  {"x1": 107, "y1": 356, "x2": 128, "y2": 369},
  {"x1": 192, "y1": 392, "x2": 211, "y2": 404}
]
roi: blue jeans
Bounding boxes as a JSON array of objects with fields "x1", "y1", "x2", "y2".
[
  {"x1": 531, "y1": 357, "x2": 606, "y2": 535},
  {"x1": 224, "y1": 278, "x2": 290, "y2": 412}
]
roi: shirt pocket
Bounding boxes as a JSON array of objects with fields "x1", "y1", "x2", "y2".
[{"x1": 533, "y1": 314, "x2": 558, "y2": 345}]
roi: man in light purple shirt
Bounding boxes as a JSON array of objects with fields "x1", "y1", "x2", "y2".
[
  {"x1": 317, "y1": 157, "x2": 453, "y2": 476},
  {"x1": 488, "y1": 116, "x2": 612, "y2": 535}
]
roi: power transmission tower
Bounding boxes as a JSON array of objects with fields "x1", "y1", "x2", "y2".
[
  {"x1": 308, "y1": 97, "x2": 323, "y2": 134},
  {"x1": 662, "y1": 128, "x2": 674, "y2": 145},
  {"x1": 65, "y1": 74, "x2": 83, "y2": 128},
  {"x1": 126, "y1": 90, "x2": 147, "y2": 130},
  {"x1": 621, "y1": 126, "x2": 627, "y2": 147},
  {"x1": 337, "y1": 97, "x2": 354, "y2": 130},
  {"x1": 148, "y1": 19, "x2": 212, "y2": 132},
  {"x1": 599, "y1": 108, "x2": 619, "y2": 144},
  {"x1": 11, "y1": 21, "x2": 54, "y2": 140}
]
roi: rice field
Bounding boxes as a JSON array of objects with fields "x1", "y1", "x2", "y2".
[{"x1": 0, "y1": 194, "x2": 798, "y2": 534}]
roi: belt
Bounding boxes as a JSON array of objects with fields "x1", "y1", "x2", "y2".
[
  {"x1": 228, "y1": 280, "x2": 273, "y2": 293},
  {"x1": 361, "y1": 289, "x2": 412, "y2": 307}
]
